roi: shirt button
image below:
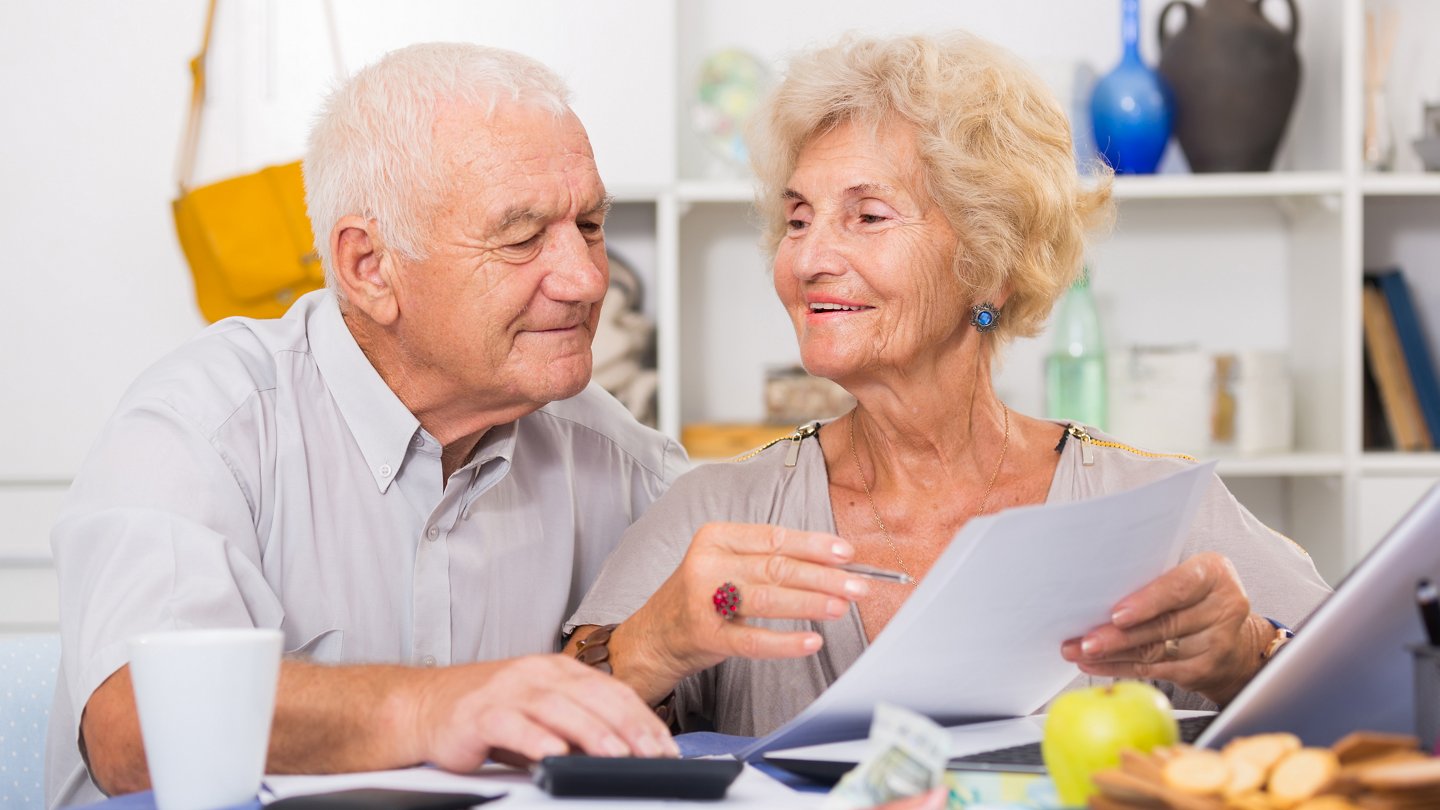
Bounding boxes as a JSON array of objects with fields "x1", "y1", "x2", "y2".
[
  {"x1": 411, "y1": 435, "x2": 424, "y2": 448},
  {"x1": 421, "y1": 655, "x2": 436, "y2": 667},
  {"x1": 426, "y1": 526, "x2": 440, "y2": 541},
  {"x1": 378, "y1": 464, "x2": 393, "y2": 479}
]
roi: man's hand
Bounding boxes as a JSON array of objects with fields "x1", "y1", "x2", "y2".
[
  {"x1": 1059, "y1": 552, "x2": 1270, "y2": 706},
  {"x1": 410, "y1": 655, "x2": 678, "y2": 771},
  {"x1": 82, "y1": 653, "x2": 676, "y2": 795}
]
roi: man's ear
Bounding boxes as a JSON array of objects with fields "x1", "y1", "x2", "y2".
[{"x1": 331, "y1": 215, "x2": 399, "y2": 326}]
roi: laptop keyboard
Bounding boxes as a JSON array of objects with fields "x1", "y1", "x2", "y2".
[{"x1": 947, "y1": 714, "x2": 1217, "y2": 769}]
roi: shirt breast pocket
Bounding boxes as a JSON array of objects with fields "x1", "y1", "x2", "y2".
[{"x1": 285, "y1": 628, "x2": 344, "y2": 663}]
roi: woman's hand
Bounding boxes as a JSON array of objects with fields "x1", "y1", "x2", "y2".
[
  {"x1": 1059, "y1": 552, "x2": 1271, "y2": 706},
  {"x1": 600, "y1": 522, "x2": 870, "y2": 704}
]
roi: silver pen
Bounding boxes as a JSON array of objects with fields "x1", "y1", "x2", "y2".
[{"x1": 837, "y1": 562, "x2": 913, "y2": 584}]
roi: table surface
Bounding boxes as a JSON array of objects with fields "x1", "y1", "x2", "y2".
[{"x1": 78, "y1": 733, "x2": 834, "y2": 810}]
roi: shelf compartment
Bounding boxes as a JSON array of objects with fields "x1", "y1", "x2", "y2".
[
  {"x1": 1111, "y1": 172, "x2": 1344, "y2": 200},
  {"x1": 1361, "y1": 452, "x2": 1440, "y2": 475},
  {"x1": 1361, "y1": 174, "x2": 1440, "y2": 197},
  {"x1": 1214, "y1": 453, "x2": 1346, "y2": 477}
]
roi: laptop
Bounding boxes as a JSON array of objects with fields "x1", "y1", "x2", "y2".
[{"x1": 764, "y1": 479, "x2": 1440, "y2": 784}]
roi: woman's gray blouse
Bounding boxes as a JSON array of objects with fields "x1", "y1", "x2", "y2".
[{"x1": 566, "y1": 423, "x2": 1332, "y2": 737}]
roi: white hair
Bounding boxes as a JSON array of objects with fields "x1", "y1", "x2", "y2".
[{"x1": 304, "y1": 42, "x2": 573, "y2": 285}]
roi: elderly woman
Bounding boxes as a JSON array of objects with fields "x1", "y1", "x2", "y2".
[{"x1": 564, "y1": 32, "x2": 1330, "y2": 737}]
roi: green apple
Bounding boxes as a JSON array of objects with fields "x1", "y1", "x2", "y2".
[{"x1": 1041, "y1": 680, "x2": 1179, "y2": 807}]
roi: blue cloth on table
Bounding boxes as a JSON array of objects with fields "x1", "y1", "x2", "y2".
[
  {"x1": 675, "y1": 732, "x2": 829, "y2": 793},
  {"x1": 674, "y1": 731, "x2": 756, "y2": 758}
]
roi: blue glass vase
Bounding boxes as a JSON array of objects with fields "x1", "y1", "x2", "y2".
[{"x1": 1090, "y1": 0, "x2": 1174, "y2": 174}]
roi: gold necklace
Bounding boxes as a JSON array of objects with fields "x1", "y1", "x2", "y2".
[{"x1": 847, "y1": 404, "x2": 1010, "y2": 586}]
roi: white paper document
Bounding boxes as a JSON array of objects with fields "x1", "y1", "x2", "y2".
[{"x1": 737, "y1": 461, "x2": 1217, "y2": 759}]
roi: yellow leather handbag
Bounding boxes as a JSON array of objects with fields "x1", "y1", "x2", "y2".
[{"x1": 172, "y1": 0, "x2": 323, "y2": 322}]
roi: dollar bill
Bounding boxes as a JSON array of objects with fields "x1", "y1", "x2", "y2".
[{"x1": 823, "y1": 702, "x2": 950, "y2": 809}]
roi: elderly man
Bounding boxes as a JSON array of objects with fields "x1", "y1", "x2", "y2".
[{"x1": 47, "y1": 42, "x2": 685, "y2": 807}]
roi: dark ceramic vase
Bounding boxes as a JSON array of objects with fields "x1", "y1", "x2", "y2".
[{"x1": 1157, "y1": 0, "x2": 1300, "y2": 172}]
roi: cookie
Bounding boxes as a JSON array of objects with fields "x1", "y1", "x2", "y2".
[
  {"x1": 1269, "y1": 748, "x2": 1341, "y2": 808},
  {"x1": 1164, "y1": 748, "x2": 1231, "y2": 796}
]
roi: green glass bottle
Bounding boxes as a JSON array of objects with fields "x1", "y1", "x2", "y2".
[{"x1": 1046, "y1": 270, "x2": 1108, "y2": 430}]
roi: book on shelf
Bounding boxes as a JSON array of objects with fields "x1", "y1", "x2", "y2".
[
  {"x1": 1361, "y1": 278, "x2": 1431, "y2": 450},
  {"x1": 1362, "y1": 345, "x2": 1394, "y2": 450},
  {"x1": 1371, "y1": 268, "x2": 1440, "y2": 448}
]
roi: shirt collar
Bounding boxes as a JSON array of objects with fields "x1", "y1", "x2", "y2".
[
  {"x1": 307, "y1": 293, "x2": 420, "y2": 493},
  {"x1": 463, "y1": 419, "x2": 519, "y2": 495}
]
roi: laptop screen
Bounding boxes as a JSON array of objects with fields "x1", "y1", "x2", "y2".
[{"x1": 1195, "y1": 480, "x2": 1440, "y2": 748}]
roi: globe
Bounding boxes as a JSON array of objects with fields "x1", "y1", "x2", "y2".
[{"x1": 691, "y1": 49, "x2": 770, "y2": 172}]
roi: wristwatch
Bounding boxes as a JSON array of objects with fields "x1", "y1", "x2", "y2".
[{"x1": 1260, "y1": 617, "x2": 1295, "y2": 661}]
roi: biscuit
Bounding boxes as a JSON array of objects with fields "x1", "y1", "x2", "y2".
[
  {"x1": 1225, "y1": 755, "x2": 1267, "y2": 799},
  {"x1": 1354, "y1": 756, "x2": 1440, "y2": 791},
  {"x1": 1223, "y1": 733, "x2": 1303, "y2": 776},
  {"x1": 1268, "y1": 748, "x2": 1341, "y2": 808},
  {"x1": 1331, "y1": 732, "x2": 1420, "y2": 766},
  {"x1": 1164, "y1": 749, "x2": 1231, "y2": 796}
]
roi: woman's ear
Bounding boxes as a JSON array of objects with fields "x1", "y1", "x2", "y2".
[
  {"x1": 993, "y1": 282, "x2": 1015, "y2": 310},
  {"x1": 330, "y1": 215, "x2": 399, "y2": 326}
]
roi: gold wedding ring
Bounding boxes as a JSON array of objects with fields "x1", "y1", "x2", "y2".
[{"x1": 1163, "y1": 638, "x2": 1181, "y2": 660}]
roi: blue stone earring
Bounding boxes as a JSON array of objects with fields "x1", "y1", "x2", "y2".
[{"x1": 970, "y1": 303, "x2": 1000, "y2": 332}]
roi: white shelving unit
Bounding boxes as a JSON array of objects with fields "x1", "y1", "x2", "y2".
[
  {"x1": 6, "y1": 0, "x2": 1440, "y2": 630},
  {"x1": 632, "y1": 0, "x2": 1440, "y2": 587}
]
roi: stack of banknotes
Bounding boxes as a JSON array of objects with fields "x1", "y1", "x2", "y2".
[{"x1": 824, "y1": 704, "x2": 1059, "y2": 809}]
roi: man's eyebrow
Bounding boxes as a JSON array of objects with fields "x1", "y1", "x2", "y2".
[
  {"x1": 580, "y1": 194, "x2": 614, "y2": 220},
  {"x1": 495, "y1": 207, "x2": 544, "y2": 231},
  {"x1": 493, "y1": 194, "x2": 614, "y2": 230}
]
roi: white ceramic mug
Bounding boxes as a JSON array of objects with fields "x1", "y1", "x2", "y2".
[{"x1": 128, "y1": 628, "x2": 283, "y2": 810}]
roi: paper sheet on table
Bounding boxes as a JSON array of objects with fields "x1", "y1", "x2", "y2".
[
  {"x1": 738, "y1": 461, "x2": 1216, "y2": 760},
  {"x1": 262, "y1": 760, "x2": 820, "y2": 807}
]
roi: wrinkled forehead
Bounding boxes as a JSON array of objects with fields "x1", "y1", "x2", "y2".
[
  {"x1": 435, "y1": 99, "x2": 594, "y2": 168},
  {"x1": 436, "y1": 101, "x2": 605, "y2": 217},
  {"x1": 790, "y1": 116, "x2": 929, "y2": 192}
]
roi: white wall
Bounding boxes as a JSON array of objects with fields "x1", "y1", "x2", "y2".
[{"x1": 0, "y1": 0, "x2": 677, "y2": 631}]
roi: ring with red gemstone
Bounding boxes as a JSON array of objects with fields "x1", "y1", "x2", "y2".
[{"x1": 712, "y1": 582, "x2": 741, "y2": 619}]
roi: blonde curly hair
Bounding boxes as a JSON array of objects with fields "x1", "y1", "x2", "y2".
[{"x1": 749, "y1": 31, "x2": 1114, "y2": 344}]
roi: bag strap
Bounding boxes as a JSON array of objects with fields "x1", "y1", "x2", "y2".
[
  {"x1": 174, "y1": 0, "x2": 346, "y2": 194},
  {"x1": 176, "y1": 0, "x2": 219, "y2": 193}
]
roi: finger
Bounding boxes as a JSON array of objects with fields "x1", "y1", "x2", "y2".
[
  {"x1": 733, "y1": 582, "x2": 852, "y2": 621},
  {"x1": 1080, "y1": 580, "x2": 1249, "y2": 662},
  {"x1": 1073, "y1": 656, "x2": 1209, "y2": 688},
  {"x1": 490, "y1": 747, "x2": 543, "y2": 770},
  {"x1": 516, "y1": 687, "x2": 644, "y2": 759},
  {"x1": 697, "y1": 522, "x2": 854, "y2": 565},
  {"x1": 723, "y1": 623, "x2": 824, "y2": 660},
  {"x1": 556, "y1": 663, "x2": 679, "y2": 757},
  {"x1": 743, "y1": 555, "x2": 869, "y2": 600},
  {"x1": 476, "y1": 705, "x2": 571, "y2": 763},
  {"x1": 1074, "y1": 636, "x2": 1187, "y2": 668},
  {"x1": 1074, "y1": 601, "x2": 1215, "y2": 660},
  {"x1": 1109, "y1": 553, "x2": 1235, "y2": 629}
]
